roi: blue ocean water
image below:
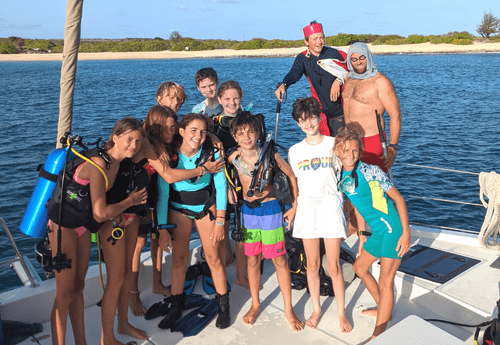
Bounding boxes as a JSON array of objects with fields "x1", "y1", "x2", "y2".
[{"x1": 1, "y1": 54, "x2": 499, "y2": 291}]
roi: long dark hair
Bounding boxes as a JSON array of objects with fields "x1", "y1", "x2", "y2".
[{"x1": 144, "y1": 105, "x2": 178, "y2": 170}]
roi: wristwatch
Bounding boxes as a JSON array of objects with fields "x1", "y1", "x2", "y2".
[{"x1": 388, "y1": 143, "x2": 399, "y2": 151}]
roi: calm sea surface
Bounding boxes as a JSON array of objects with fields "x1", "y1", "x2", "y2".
[{"x1": 1, "y1": 54, "x2": 499, "y2": 291}]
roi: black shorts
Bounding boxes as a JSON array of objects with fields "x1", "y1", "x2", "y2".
[
  {"x1": 138, "y1": 219, "x2": 153, "y2": 236},
  {"x1": 327, "y1": 115, "x2": 345, "y2": 137},
  {"x1": 225, "y1": 203, "x2": 236, "y2": 221}
]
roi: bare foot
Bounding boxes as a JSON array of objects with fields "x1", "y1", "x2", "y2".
[
  {"x1": 285, "y1": 308, "x2": 304, "y2": 333},
  {"x1": 305, "y1": 309, "x2": 323, "y2": 329},
  {"x1": 242, "y1": 303, "x2": 260, "y2": 326},
  {"x1": 152, "y1": 284, "x2": 171, "y2": 297},
  {"x1": 129, "y1": 291, "x2": 147, "y2": 317},
  {"x1": 338, "y1": 314, "x2": 353, "y2": 333},
  {"x1": 100, "y1": 338, "x2": 125, "y2": 345},
  {"x1": 361, "y1": 307, "x2": 392, "y2": 321},
  {"x1": 117, "y1": 320, "x2": 147, "y2": 340}
]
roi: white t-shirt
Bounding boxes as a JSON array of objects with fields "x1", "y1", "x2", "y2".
[{"x1": 288, "y1": 136, "x2": 346, "y2": 239}]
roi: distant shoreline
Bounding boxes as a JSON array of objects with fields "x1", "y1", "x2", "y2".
[{"x1": 1, "y1": 42, "x2": 500, "y2": 62}]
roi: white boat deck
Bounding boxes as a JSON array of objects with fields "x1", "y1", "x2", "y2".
[{"x1": 2, "y1": 225, "x2": 500, "y2": 345}]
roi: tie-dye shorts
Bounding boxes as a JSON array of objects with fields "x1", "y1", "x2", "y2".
[{"x1": 241, "y1": 199, "x2": 286, "y2": 259}]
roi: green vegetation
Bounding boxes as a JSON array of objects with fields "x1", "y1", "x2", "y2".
[
  {"x1": 477, "y1": 11, "x2": 500, "y2": 38},
  {"x1": 0, "y1": 30, "x2": 487, "y2": 55},
  {"x1": 24, "y1": 39, "x2": 55, "y2": 50},
  {"x1": 0, "y1": 41, "x2": 16, "y2": 54}
]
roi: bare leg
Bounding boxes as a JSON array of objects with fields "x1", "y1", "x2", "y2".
[
  {"x1": 242, "y1": 255, "x2": 261, "y2": 326},
  {"x1": 324, "y1": 238, "x2": 352, "y2": 333},
  {"x1": 302, "y1": 239, "x2": 323, "y2": 329},
  {"x1": 117, "y1": 217, "x2": 147, "y2": 340},
  {"x1": 195, "y1": 208, "x2": 227, "y2": 295},
  {"x1": 272, "y1": 254, "x2": 304, "y2": 332},
  {"x1": 219, "y1": 221, "x2": 233, "y2": 265},
  {"x1": 48, "y1": 225, "x2": 90, "y2": 345},
  {"x1": 100, "y1": 221, "x2": 126, "y2": 345},
  {"x1": 354, "y1": 250, "x2": 401, "y2": 341},
  {"x1": 151, "y1": 236, "x2": 171, "y2": 296},
  {"x1": 129, "y1": 233, "x2": 147, "y2": 316},
  {"x1": 366, "y1": 257, "x2": 401, "y2": 341},
  {"x1": 234, "y1": 241, "x2": 250, "y2": 289},
  {"x1": 168, "y1": 210, "x2": 193, "y2": 295}
]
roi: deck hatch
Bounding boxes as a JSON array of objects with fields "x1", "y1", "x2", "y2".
[{"x1": 396, "y1": 245, "x2": 480, "y2": 284}]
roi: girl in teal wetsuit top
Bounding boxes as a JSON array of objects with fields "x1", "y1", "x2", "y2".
[
  {"x1": 333, "y1": 129, "x2": 411, "y2": 342},
  {"x1": 157, "y1": 113, "x2": 231, "y2": 330}
]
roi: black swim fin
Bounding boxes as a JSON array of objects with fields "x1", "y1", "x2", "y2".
[{"x1": 171, "y1": 299, "x2": 218, "y2": 337}]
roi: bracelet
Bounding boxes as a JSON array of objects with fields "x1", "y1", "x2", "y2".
[
  {"x1": 200, "y1": 165, "x2": 208, "y2": 176},
  {"x1": 215, "y1": 220, "x2": 225, "y2": 226},
  {"x1": 357, "y1": 230, "x2": 369, "y2": 237}
]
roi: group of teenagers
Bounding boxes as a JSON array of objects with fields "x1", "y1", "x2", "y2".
[{"x1": 47, "y1": 20, "x2": 411, "y2": 345}]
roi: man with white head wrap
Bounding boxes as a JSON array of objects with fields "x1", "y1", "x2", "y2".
[{"x1": 343, "y1": 42, "x2": 401, "y2": 173}]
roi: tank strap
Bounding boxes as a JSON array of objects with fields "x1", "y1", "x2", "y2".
[{"x1": 38, "y1": 165, "x2": 59, "y2": 182}]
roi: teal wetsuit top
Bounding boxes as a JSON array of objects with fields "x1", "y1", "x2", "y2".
[
  {"x1": 157, "y1": 174, "x2": 170, "y2": 225},
  {"x1": 339, "y1": 161, "x2": 403, "y2": 259},
  {"x1": 158, "y1": 149, "x2": 226, "y2": 219}
]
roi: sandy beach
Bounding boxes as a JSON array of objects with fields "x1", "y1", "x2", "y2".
[{"x1": 1, "y1": 41, "x2": 499, "y2": 62}]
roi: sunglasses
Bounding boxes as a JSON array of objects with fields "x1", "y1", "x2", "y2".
[{"x1": 350, "y1": 55, "x2": 367, "y2": 63}]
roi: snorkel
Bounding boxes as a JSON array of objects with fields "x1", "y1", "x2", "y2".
[{"x1": 376, "y1": 110, "x2": 394, "y2": 183}]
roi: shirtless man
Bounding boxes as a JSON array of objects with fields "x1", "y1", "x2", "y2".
[{"x1": 342, "y1": 42, "x2": 401, "y2": 173}]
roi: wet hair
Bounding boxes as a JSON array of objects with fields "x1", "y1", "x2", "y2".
[
  {"x1": 230, "y1": 111, "x2": 262, "y2": 138},
  {"x1": 291, "y1": 97, "x2": 321, "y2": 122},
  {"x1": 103, "y1": 117, "x2": 145, "y2": 150},
  {"x1": 156, "y1": 81, "x2": 187, "y2": 105},
  {"x1": 333, "y1": 128, "x2": 364, "y2": 156},
  {"x1": 195, "y1": 67, "x2": 219, "y2": 86},
  {"x1": 144, "y1": 105, "x2": 178, "y2": 169},
  {"x1": 217, "y1": 80, "x2": 243, "y2": 99},
  {"x1": 172, "y1": 113, "x2": 211, "y2": 152}
]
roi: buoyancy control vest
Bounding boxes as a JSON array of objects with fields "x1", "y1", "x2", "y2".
[
  {"x1": 227, "y1": 139, "x2": 293, "y2": 209},
  {"x1": 106, "y1": 157, "x2": 150, "y2": 216},
  {"x1": 46, "y1": 147, "x2": 109, "y2": 233},
  {"x1": 168, "y1": 137, "x2": 218, "y2": 220}
]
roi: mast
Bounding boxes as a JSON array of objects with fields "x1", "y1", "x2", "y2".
[{"x1": 56, "y1": 0, "x2": 84, "y2": 148}]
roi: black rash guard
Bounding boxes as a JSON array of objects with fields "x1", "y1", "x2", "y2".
[{"x1": 282, "y1": 47, "x2": 345, "y2": 119}]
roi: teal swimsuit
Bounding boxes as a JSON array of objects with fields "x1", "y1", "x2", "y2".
[
  {"x1": 158, "y1": 150, "x2": 226, "y2": 220},
  {"x1": 339, "y1": 162, "x2": 403, "y2": 259}
]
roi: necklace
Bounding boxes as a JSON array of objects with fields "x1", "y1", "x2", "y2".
[{"x1": 180, "y1": 149, "x2": 196, "y2": 162}]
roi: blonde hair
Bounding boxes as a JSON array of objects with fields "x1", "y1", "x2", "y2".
[
  {"x1": 156, "y1": 81, "x2": 187, "y2": 105},
  {"x1": 333, "y1": 129, "x2": 364, "y2": 157}
]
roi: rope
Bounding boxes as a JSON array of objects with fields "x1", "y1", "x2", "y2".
[
  {"x1": 395, "y1": 162, "x2": 479, "y2": 176},
  {"x1": 478, "y1": 171, "x2": 500, "y2": 248}
]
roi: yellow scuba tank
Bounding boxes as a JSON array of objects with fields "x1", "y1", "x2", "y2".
[{"x1": 20, "y1": 148, "x2": 74, "y2": 237}]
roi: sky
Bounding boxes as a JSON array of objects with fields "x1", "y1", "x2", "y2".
[{"x1": 2, "y1": 0, "x2": 500, "y2": 40}]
